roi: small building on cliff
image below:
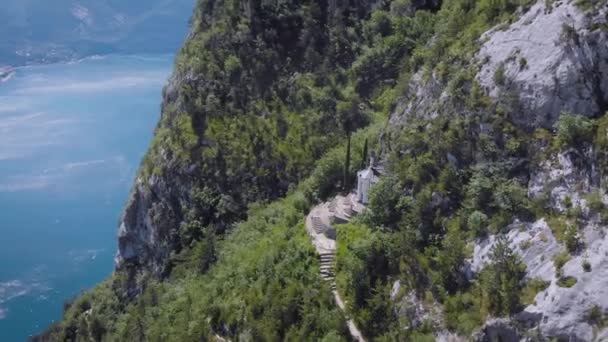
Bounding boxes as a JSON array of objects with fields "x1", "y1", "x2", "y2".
[{"x1": 356, "y1": 158, "x2": 383, "y2": 204}]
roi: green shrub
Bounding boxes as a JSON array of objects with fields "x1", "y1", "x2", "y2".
[
  {"x1": 335, "y1": 223, "x2": 396, "y2": 336},
  {"x1": 553, "y1": 251, "x2": 571, "y2": 277},
  {"x1": 554, "y1": 112, "x2": 594, "y2": 147},
  {"x1": 594, "y1": 113, "x2": 608, "y2": 148},
  {"x1": 584, "y1": 305, "x2": 606, "y2": 327},
  {"x1": 582, "y1": 259, "x2": 592, "y2": 272},
  {"x1": 557, "y1": 276, "x2": 578, "y2": 288},
  {"x1": 519, "y1": 57, "x2": 528, "y2": 71},
  {"x1": 494, "y1": 179, "x2": 530, "y2": 215},
  {"x1": 367, "y1": 176, "x2": 404, "y2": 228},
  {"x1": 468, "y1": 210, "x2": 489, "y2": 237},
  {"x1": 519, "y1": 239, "x2": 532, "y2": 251},
  {"x1": 494, "y1": 64, "x2": 506, "y2": 85},
  {"x1": 444, "y1": 292, "x2": 483, "y2": 335},
  {"x1": 465, "y1": 171, "x2": 495, "y2": 212},
  {"x1": 520, "y1": 278, "x2": 550, "y2": 305},
  {"x1": 546, "y1": 215, "x2": 570, "y2": 242},
  {"x1": 563, "y1": 224, "x2": 581, "y2": 253},
  {"x1": 586, "y1": 189, "x2": 607, "y2": 221},
  {"x1": 575, "y1": 0, "x2": 603, "y2": 10},
  {"x1": 563, "y1": 195, "x2": 573, "y2": 209}
]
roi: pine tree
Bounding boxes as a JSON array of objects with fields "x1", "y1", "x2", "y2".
[{"x1": 482, "y1": 235, "x2": 526, "y2": 316}]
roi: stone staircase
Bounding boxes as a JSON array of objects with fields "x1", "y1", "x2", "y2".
[
  {"x1": 319, "y1": 252, "x2": 337, "y2": 290},
  {"x1": 342, "y1": 197, "x2": 354, "y2": 218},
  {"x1": 306, "y1": 195, "x2": 367, "y2": 341},
  {"x1": 328, "y1": 199, "x2": 337, "y2": 213},
  {"x1": 311, "y1": 216, "x2": 326, "y2": 234}
]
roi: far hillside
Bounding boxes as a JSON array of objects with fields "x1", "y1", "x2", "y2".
[{"x1": 0, "y1": 0, "x2": 194, "y2": 66}]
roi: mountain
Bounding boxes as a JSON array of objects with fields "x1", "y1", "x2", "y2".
[
  {"x1": 0, "y1": 0, "x2": 194, "y2": 66},
  {"x1": 38, "y1": 0, "x2": 608, "y2": 341}
]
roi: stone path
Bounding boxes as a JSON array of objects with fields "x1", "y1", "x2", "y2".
[{"x1": 305, "y1": 193, "x2": 366, "y2": 342}]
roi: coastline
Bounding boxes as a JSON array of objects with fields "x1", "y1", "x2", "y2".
[
  {"x1": 0, "y1": 53, "x2": 175, "y2": 84},
  {"x1": 0, "y1": 54, "x2": 173, "y2": 341}
]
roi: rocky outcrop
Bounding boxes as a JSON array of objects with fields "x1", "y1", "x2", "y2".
[
  {"x1": 470, "y1": 144, "x2": 608, "y2": 340},
  {"x1": 527, "y1": 224, "x2": 608, "y2": 341},
  {"x1": 476, "y1": 1, "x2": 608, "y2": 128},
  {"x1": 112, "y1": 66, "x2": 197, "y2": 295},
  {"x1": 470, "y1": 219, "x2": 564, "y2": 281},
  {"x1": 472, "y1": 219, "x2": 608, "y2": 340},
  {"x1": 386, "y1": 1, "x2": 608, "y2": 133},
  {"x1": 391, "y1": 281, "x2": 445, "y2": 331},
  {"x1": 528, "y1": 147, "x2": 599, "y2": 210},
  {"x1": 388, "y1": 71, "x2": 445, "y2": 127},
  {"x1": 385, "y1": 1, "x2": 608, "y2": 339},
  {"x1": 115, "y1": 176, "x2": 182, "y2": 277},
  {"x1": 474, "y1": 318, "x2": 520, "y2": 342}
]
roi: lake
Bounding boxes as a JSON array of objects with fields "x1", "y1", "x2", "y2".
[{"x1": 0, "y1": 54, "x2": 172, "y2": 341}]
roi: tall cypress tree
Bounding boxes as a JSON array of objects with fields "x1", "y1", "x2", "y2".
[
  {"x1": 361, "y1": 138, "x2": 368, "y2": 169},
  {"x1": 344, "y1": 132, "x2": 351, "y2": 192}
]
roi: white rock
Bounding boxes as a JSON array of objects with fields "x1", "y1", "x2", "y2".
[
  {"x1": 471, "y1": 220, "x2": 608, "y2": 340},
  {"x1": 525, "y1": 223, "x2": 608, "y2": 340},
  {"x1": 476, "y1": 1, "x2": 608, "y2": 128},
  {"x1": 528, "y1": 148, "x2": 596, "y2": 213},
  {"x1": 471, "y1": 219, "x2": 563, "y2": 281},
  {"x1": 390, "y1": 280, "x2": 401, "y2": 299}
]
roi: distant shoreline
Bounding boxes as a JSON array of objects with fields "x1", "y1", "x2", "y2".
[
  {"x1": 0, "y1": 67, "x2": 15, "y2": 83},
  {"x1": 0, "y1": 53, "x2": 175, "y2": 84}
]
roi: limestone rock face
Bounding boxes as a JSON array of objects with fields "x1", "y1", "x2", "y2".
[
  {"x1": 392, "y1": 284, "x2": 444, "y2": 331},
  {"x1": 387, "y1": 71, "x2": 445, "y2": 128},
  {"x1": 527, "y1": 224, "x2": 608, "y2": 340},
  {"x1": 386, "y1": 1, "x2": 608, "y2": 133},
  {"x1": 474, "y1": 318, "x2": 520, "y2": 342},
  {"x1": 471, "y1": 220, "x2": 608, "y2": 340},
  {"x1": 470, "y1": 219, "x2": 564, "y2": 281},
  {"x1": 528, "y1": 147, "x2": 599, "y2": 212},
  {"x1": 476, "y1": 1, "x2": 608, "y2": 128},
  {"x1": 383, "y1": 2, "x2": 608, "y2": 338},
  {"x1": 113, "y1": 70, "x2": 196, "y2": 296},
  {"x1": 470, "y1": 145, "x2": 608, "y2": 341},
  {"x1": 114, "y1": 165, "x2": 192, "y2": 296},
  {"x1": 115, "y1": 177, "x2": 180, "y2": 274}
]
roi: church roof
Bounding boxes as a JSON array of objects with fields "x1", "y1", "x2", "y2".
[
  {"x1": 358, "y1": 168, "x2": 373, "y2": 179},
  {"x1": 372, "y1": 165, "x2": 384, "y2": 175}
]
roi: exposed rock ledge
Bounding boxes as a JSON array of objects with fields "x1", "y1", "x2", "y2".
[
  {"x1": 477, "y1": 0, "x2": 608, "y2": 128},
  {"x1": 386, "y1": 0, "x2": 608, "y2": 143},
  {"x1": 471, "y1": 218, "x2": 608, "y2": 341}
]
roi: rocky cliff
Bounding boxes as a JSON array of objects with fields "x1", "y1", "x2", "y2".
[
  {"x1": 114, "y1": 0, "x2": 383, "y2": 295},
  {"x1": 384, "y1": 0, "x2": 608, "y2": 340},
  {"x1": 388, "y1": 1, "x2": 608, "y2": 128},
  {"x1": 39, "y1": 1, "x2": 608, "y2": 340},
  {"x1": 476, "y1": 1, "x2": 608, "y2": 128}
]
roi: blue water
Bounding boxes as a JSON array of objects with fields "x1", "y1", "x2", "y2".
[{"x1": 0, "y1": 54, "x2": 173, "y2": 341}]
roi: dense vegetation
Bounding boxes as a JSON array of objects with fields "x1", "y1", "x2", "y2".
[
  {"x1": 40, "y1": 124, "x2": 380, "y2": 341},
  {"x1": 39, "y1": 0, "x2": 608, "y2": 341},
  {"x1": 132, "y1": 1, "x2": 398, "y2": 268}
]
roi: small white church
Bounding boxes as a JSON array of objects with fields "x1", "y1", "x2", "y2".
[{"x1": 355, "y1": 158, "x2": 383, "y2": 204}]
